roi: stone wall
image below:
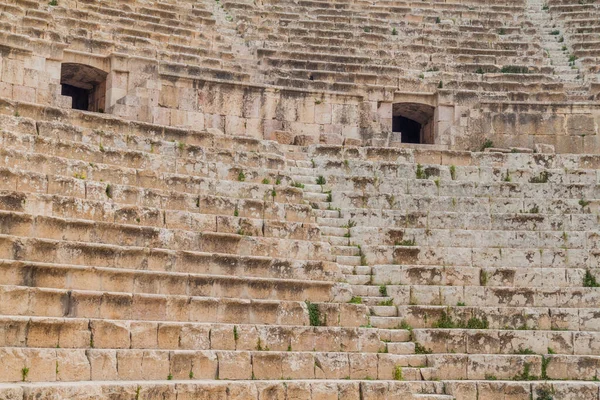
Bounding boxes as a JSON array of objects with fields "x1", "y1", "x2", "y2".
[
  {"x1": 109, "y1": 74, "x2": 371, "y2": 145},
  {"x1": 462, "y1": 102, "x2": 600, "y2": 153}
]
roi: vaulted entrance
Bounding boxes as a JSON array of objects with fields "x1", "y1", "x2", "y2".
[
  {"x1": 60, "y1": 63, "x2": 108, "y2": 112},
  {"x1": 392, "y1": 102, "x2": 435, "y2": 144}
]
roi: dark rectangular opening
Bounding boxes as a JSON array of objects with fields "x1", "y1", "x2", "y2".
[
  {"x1": 61, "y1": 83, "x2": 91, "y2": 111},
  {"x1": 393, "y1": 115, "x2": 422, "y2": 144}
]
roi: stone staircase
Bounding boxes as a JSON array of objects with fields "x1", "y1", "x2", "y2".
[
  {"x1": 0, "y1": 100, "x2": 599, "y2": 397},
  {"x1": 525, "y1": 0, "x2": 591, "y2": 102},
  {"x1": 0, "y1": 104, "x2": 460, "y2": 399},
  {"x1": 0, "y1": 1, "x2": 599, "y2": 399}
]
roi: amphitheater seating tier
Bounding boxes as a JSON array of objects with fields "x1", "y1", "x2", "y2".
[
  {"x1": 0, "y1": 0, "x2": 600, "y2": 398},
  {"x1": 0, "y1": 99, "x2": 595, "y2": 399}
]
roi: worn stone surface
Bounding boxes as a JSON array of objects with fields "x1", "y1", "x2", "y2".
[{"x1": 1, "y1": 1, "x2": 600, "y2": 399}]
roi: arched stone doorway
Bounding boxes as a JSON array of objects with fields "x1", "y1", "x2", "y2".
[
  {"x1": 392, "y1": 102, "x2": 435, "y2": 144},
  {"x1": 60, "y1": 63, "x2": 108, "y2": 112}
]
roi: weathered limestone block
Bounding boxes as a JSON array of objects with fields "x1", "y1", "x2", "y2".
[
  {"x1": 0, "y1": 385, "x2": 23, "y2": 400},
  {"x1": 282, "y1": 352, "x2": 314, "y2": 379},
  {"x1": 285, "y1": 381, "x2": 311, "y2": 400},
  {"x1": 218, "y1": 351, "x2": 251, "y2": 380},
  {"x1": 349, "y1": 353, "x2": 378, "y2": 379},
  {"x1": 25, "y1": 349, "x2": 56, "y2": 382},
  {"x1": 225, "y1": 382, "x2": 257, "y2": 400},
  {"x1": 444, "y1": 381, "x2": 477, "y2": 400},
  {"x1": 314, "y1": 353, "x2": 350, "y2": 379},
  {"x1": 130, "y1": 322, "x2": 158, "y2": 349},
  {"x1": 468, "y1": 355, "x2": 541, "y2": 380},
  {"x1": 91, "y1": 320, "x2": 130, "y2": 349},
  {"x1": 310, "y1": 382, "x2": 339, "y2": 400},
  {"x1": 56, "y1": 349, "x2": 90, "y2": 381},
  {"x1": 543, "y1": 382, "x2": 600, "y2": 400},
  {"x1": 87, "y1": 350, "x2": 118, "y2": 381},
  {"x1": 169, "y1": 351, "x2": 195, "y2": 380},
  {"x1": 117, "y1": 350, "x2": 169, "y2": 380},
  {"x1": 477, "y1": 381, "x2": 530, "y2": 400},
  {"x1": 177, "y1": 324, "x2": 210, "y2": 350},
  {"x1": 176, "y1": 382, "x2": 227, "y2": 400},
  {"x1": 545, "y1": 355, "x2": 598, "y2": 380},
  {"x1": 427, "y1": 354, "x2": 468, "y2": 380}
]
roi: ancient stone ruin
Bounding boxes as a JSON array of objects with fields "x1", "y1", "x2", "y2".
[{"x1": 0, "y1": 0, "x2": 599, "y2": 398}]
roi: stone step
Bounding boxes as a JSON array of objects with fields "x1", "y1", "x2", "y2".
[
  {"x1": 15, "y1": 114, "x2": 600, "y2": 183},
  {"x1": 0, "y1": 130, "x2": 294, "y2": 190},
  {"x1": 351, "y1": 285, "x2": 384, "y2": 297},
  {"x1": 0, "y1": 316, "x2": 385, "y2": 353},
  {"x1": 0, "y1": 347, "x2": 430, "y2": 382},
  {"x1": 0, "y1": 284, "x2": 367, "y2": 327},
  {"x1": 370, "y1": 265, "x2": 587, "y2": 288},
  {"x1": 0, "y1": 380, "x2": 448, "y2": 399},
  {"x1": 336, "y1": 255, "x2": 361, "y2": 266},
  {"x1": 0, "y1": 161, "x2": 317, "y2": 219},
  {"x1": 387, "y1": 342, "x2": 416, "y2": 355},
  {"x1": 303, "y1": 192, "x2": 330, "y2": 202},
  {"x1": 381, "y1": 284, "x2": 600, "y2": 309},
  {"x1": 426, "y1": 353, "x2": 600, "y2": 381},
  {"x1": 339, "y1": 264, "x2": 354, "y2": 275},
  {"x1": 294, "y1": 160, "x2": 313, "y2": 169},
  {"x1": 332, "y1": 245, "x2": 360, "y2": 256},
  {"x1": 0, "y1": 234, "x2": 340, "y2": 282},
  {"x1": 312, "y1": 209, "x2": 341, "y2": 218},
  {"x1": 370, "y1": 305, "x2": 398, "y2": 317},
  {"x1": 321, "y1": 226, "x2": 348, "y2": 237},
  {"x1": 362, "y1": 296, "x2": 394, "y2": 307},
  {"x1": 413, "y1": 395, "x2": 455, "y2": 400},
  {"x1": 0, "y1": 189, "x2": 318, "y2": 233},
  {"x1": 344, "y1": 274, "x2": 371, "y2": 285},
  {"x1": 444, "y1": 380, "x2": 600, "y2": 400},
  {"x1": 288, "y1": 168, "x2": 316, "y2": 177},
  {"x1": 327, "y1": 235, "x2": 351, "y2": 246},
  {"x1": 301, "y1": 183, "x2": 324, "y2": 192},
  {"x1": 366, "y1": 227, "x2": 594, "y2": 255},
  {"x1": 316, "y1": 217, "x2": 348, "y2": 228},
  {"x1": 390, "y1": 304, "x2": 600, "y2": 332},
  {"x1": 412, "y1": 328, "x2": 600, "y2": 355},
  {"x1": 354, "y1": 266, "x2": 372, "y2": 275},
  {"x1": 359, "y1": 244, "x2": 594, "y2": 269},
  {"x1": 0, "y1": 259, "x2": 336, "y2": 302},
  {"x1": 290, "y1": 174, "x2": 318, "y2": 185}
]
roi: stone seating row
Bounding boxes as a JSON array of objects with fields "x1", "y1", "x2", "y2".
[
  {"x1": 360, "y1": 283, "x2": 600, "y2": 309},
  {"x1": 324, "y1": 209, "x2": 597, "y2": 230},
  {"x1": 360, "y1": 244, "x2": 596, "y2": 269},
  {"x1": 384, "y1": 304, "x2": 600, "y2": 332},
  {"x1": 0, "y1": 209, "x2": 331, "y2": 260},
  {"x1": 0, "y1": 259, "x2": 335, "y2": 302},
  {"x1": 0, "y1": 284, "x2": 366, "y2": 327},
  {"x1": 0, "y1": 347, "x2": 427, "y2": 382},
  {"x1": 346, "y1": 226, "x2": 597, "y2": 250},
  {"x1": 0, "y1": 167, "x2": 313, "y2": 225},
  {"x1": 0, "y1": 380, "x2": 449, "y2": 400},
  {"x1": 2, "y1": 344, "x2": 600, "y2": 382},
  {"x1": 412, "y1": 328, "x2": 600, "y2": 356},
  {"x1": 367, "y1": 265, "x2": 587, "y2": 288},
  {"x1": 0, "y1": 234, "x2": 339, "y2": 282},
  {"x1": 0, "y1": 316, "x2": 396, "y2": 352}
]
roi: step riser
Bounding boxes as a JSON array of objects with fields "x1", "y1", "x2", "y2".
[
  {"x1": 0, "y1": 381, "x2": 447, "y2": 399},
  {"x1": 0, "y1": 348, "x2": 427, "y2": 382},
  {"x1": 0, "y1": 235, "x2": 340, "y2": 282},
  {"x1": 0, "y1": 318, "x2": 384, "y2": 353},
  {"x1": 0, "y1": 213, "x2": 332, "y2": 263},
  {"x1": 373, "y1": 305, "x2": 600, "y2": 332},
  {"x1": 0, "y1": 262, "x2": 333, "y2": 302},
  {"x1": 0, "y1": 286, "x2": 367, "y2": 327}
]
